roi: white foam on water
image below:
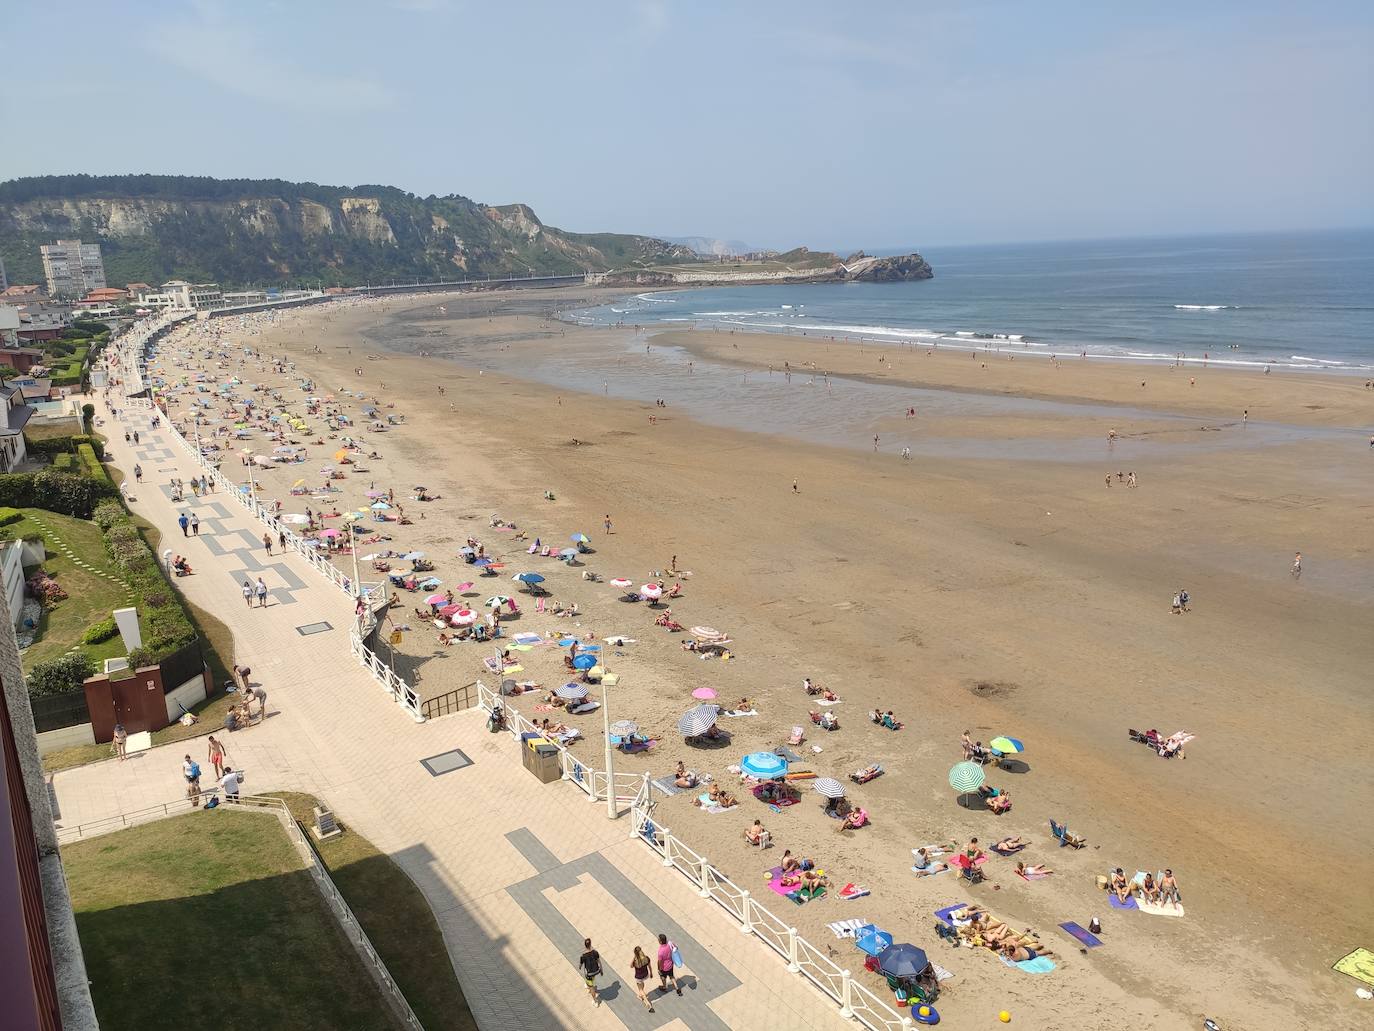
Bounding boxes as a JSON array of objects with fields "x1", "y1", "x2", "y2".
[{"x1": 1173, "y1": 304, "x2": 1238, "y2": 310}]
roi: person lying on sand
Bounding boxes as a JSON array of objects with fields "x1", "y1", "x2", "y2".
[
  {"x1": 1001, "y1": 941, "x2": 1053, "y2": 962},
  {"x1": 734, "y1": 698, "x2": 751, "y2": 712},
  {"x1": 695, "y1": 784, "x2": 736, "y2": 808},
  {"x1": 1015, "y1": 861, "x2": 1054, "y2": 877},
  {"x1": 781, "y1": 869, "x2": 828, "y2": 891},
  {"x1": 993, "y1": 836, "x2": 1028, "y2": 853}
]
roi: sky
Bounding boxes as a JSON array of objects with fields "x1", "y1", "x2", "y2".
[{"x1": 2, "y1": 0, "x2": 1371, "y2": 250}]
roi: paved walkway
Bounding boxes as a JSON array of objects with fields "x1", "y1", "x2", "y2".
[{"x1": 52, "y1": 394, "x2": 846, "y2": 1031}]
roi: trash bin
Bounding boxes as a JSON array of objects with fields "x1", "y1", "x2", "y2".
[{"x1": 522, "y1": 736, "x2": 562, "y2": 784}]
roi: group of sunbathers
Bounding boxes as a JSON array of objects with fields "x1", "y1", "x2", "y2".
[
  {"x1": 809, "y1": 710, "x2": 839, "y2": 730},
  {"x1": 803, "y1": 678, "x2": 840, "y2": 702},
  {"x1": 693, "y1": 783, "x2": 737, "y2": 808},
  {"x1": 776, "y1": 849, "x2": 828, "y2": 890},
  {"x1": 1110, "y1": 867, "x2": 1181, "y2": 908},
  {"x1": 948, "y1": 904, "x2": 1054, "y2": 961},
  {"x1": 868, "y1": 709, "x2": 903, "y2": 730}
]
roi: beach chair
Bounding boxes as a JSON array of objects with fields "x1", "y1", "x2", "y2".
[
  {"x1": 788, "y1": 726, "x2": 806, "y2": 746},
  {"x1": 850, "y1": 765, "x2": 884, "y2": 784},
  {"x1": 950, "y1": 854, "x2": 985, "y2": 884},
  {"x1": 535, "y1": 597, "x2": 546, "y2": 613},
  {"x1": 1050, "y1": 820, "x2": 1086, "y2": 849}
]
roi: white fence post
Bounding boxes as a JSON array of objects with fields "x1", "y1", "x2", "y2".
[
  {"x1": 739, "y1": 890, "x2": 753, "y2": 934},
  {"x1": 661, "y1": 830, "x2": 674, "y2": 867},
  {"x1": 839, "y1": 969, "x2": 855, "y2": 1019},
  {"x1": 698, "y1": 857, "x2": 711, "y2": 898},
  {"x1": 786, "y1": 927, "x2": 801, "y2": 972}
]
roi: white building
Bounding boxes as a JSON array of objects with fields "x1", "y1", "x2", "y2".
[
  {"x1": 40, "y1": 240, "x2": 106, "y2": 298},
  {"x1": 0, "y1": 304, "x2": 19, "y2": 348},
  {"x1": 137, "y1": 280, "x2": 225, "y2": 311},
  {"x1": 0, "y1": 383, "x2": 32, "y2": 472}
]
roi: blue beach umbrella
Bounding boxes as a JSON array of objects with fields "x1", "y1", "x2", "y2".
[
  {"x1": 571, "y1": 533, "x2": 590, "y2": 543},
  {"x1": 740, "y1": 752, "x2": 788, "y2": 780},
  {"x1": 473, "y1": 557, "x2": 493, "y2": 567},
  {"x1": 855, "y1": 926, "x2": 895, "y2": 957},
  {"x1": 515, "y1": 572, "x2": 545, "y2": 584},
  {"x1": 572, "y1": 653, "x2": 598, "y2": 671},
  {"x1": 989, "y1": 736, "x2": 1024, "y2": 754},
  {"x1": 876, "y1": 943, "x2": 930, "y2": 979}
]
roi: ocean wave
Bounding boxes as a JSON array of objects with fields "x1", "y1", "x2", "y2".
[
  {"x1": 1173, "y1": 304, "x2": 1238, "y2": 310},
  {"x1": 634, "y1": 293, "x2": 677, "y2": 304}
]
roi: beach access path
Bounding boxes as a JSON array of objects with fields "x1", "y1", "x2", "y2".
[{"x1": 50, "y1": 403, "x2": 843, "y2": 1031}]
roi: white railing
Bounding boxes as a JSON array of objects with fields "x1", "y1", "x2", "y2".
[
  {"x1": 57, "y1": 794, "x2": 424, "y2": 1030},
  {"x1": 141, "y1": 358, "x2": 423, "y2": 723},
  {"x1": 475, "y1": 683, "x2": 915, "y2": 1031}
]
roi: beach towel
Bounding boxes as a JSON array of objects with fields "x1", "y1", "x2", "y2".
[
  {"x1": 767, "y1": 869, "x2": 795, "y2": 899},
  {"x1": 1059, "y1": 922, "x2": 1103, "y2": 948},
  {"x1": 773, "y1": 746, "x2": 805, "y2": 763},
  {"x1": 826, "y1": 918, "x2": 869, "y2": 939},
  {"x1": 816, "y1": 699, "x2": 842, "y2": 706},
  {"x1": 533, "y1": 704, "x2": 554, "y2": 712},
  {"x1": 913, "y1": 846, "x2": 948, "y2": 858},
  {"x1": 535, "y1": 598, "x2": 545, "y2": 613},
  {"x1": 1136, "y1": 899, "x2": 1186, "y2": 918},
  {"x1": 839, "y1": 883, "x2": 870, "y2": 901},
  {"x1": 788, "y1": 886, "x2": 826, "y2": 905},
  {"x1": 1333, "y1": 948, "x2": 1374, "y2": 988},
  {"x1": 722, "y1": 709, "x2": 758, "y2": 717},
  {"x1": 1015, "y1": 868, "x2": 1051, "y2": 881},
  {"x1": 1108, "y1": 894, "x2": 1138, "y2": 910},
  {"x1": 999, "y1": 953, "x2": 1056, "y2": 974},
  {"x1": 934, "y1": 903, "x2": 970, "y2": 927},
  {"x1": 650, "y1": 777, "x2": 686, "y2": 796},
  {"x1": 512, "y1": 632, "x2": 541, "y2": 645},
  {"x1": 931, "y1": 963, "x2": 955, "y2": 983}
]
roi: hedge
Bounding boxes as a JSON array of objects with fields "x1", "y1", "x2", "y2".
[
  {"x1": 82, "y1": 617, "x2": 119, "y2": 645},
  {"x1": 24, "y1": 434, "x2": 105, "y2": 461},
  {"x1": 98, "y1": 503, "x2": 197, "y2": 662},
  {"x1": 51, "y1": 454, "x2": 74, "y2": 472},
  {"x1": 27, "y1": 653, "x2": 96, "y2": 697},
  {"x1": 0, "y1": 471, "x2": 117, "y2": 519},
  {"x1": 76, "y1": 444, "x2": 106, "y2": 481},
  {"x1": 0, "y1": 507, "x2": 21, "y2": 526}
]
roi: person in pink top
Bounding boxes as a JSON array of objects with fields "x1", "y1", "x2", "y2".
[{"x1": 655, "y1": 933, "x2": 681, "y2": 996}]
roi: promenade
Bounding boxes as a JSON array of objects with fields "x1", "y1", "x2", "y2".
[{"x1": 51, "y1": 388, "x2": 846, "y2": 1030}]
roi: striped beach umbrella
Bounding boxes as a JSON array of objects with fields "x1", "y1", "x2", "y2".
[
  {"x1": 990, "y1": 736, "x2": 1024, "y2": 754},
  {"x1": 677, "y1": 704, "x2": 720, "y2": 737},
  {"x1": 813, "y1": 777, "x2": 846, "y2": 799},
  {"x1": 610, "y1": 720, "x2": 639, "y2": 737},
  {"x1": 948, "y1": 761, "x2": 986, "y2": 793},
  {"x1": 555, "y1": 683, "x2": 589, "y2": 701}
]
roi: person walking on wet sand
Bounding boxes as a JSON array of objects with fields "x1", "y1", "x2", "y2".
[
  {"x1": 604, "y1": 514, "x2": 613, "y2": 535},
  {"x1": 792, "y1": 478, "x2": 799, "y2": 494},
  {"x1": 873, "y1": 434, "x2": 880, "y2": 451},
  {"x1": 1291, "y1": 551, "x2": 1302, "y2": 579}
]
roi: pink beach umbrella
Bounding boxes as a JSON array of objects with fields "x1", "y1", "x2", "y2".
[
  {"x1": 424, "y1": 593, "x2": 446, "y2": 605},
  {"x1": 610, "y1": 578, "x2": 633, "y2": 589},
  {"x1": 692, "y1": 687, "x2": 717, "y2": 700},
  {"x1": 437, "y1": 603, "x2": 462, "y2": 616},
  {"x1": 456, "y1": 581, "x2": 475, "y2": 592},
  {"x1": 640, "y1": 583, "x2": 663, "y2": 600},
  {"x1": 319, "y1": 528, "x2": 341, "y2": 539},
  {"x1": 450, "y1": 609, "x2": 478, "y2": 626}
]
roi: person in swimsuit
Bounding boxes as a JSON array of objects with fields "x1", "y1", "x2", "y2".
[
  {"x1": 1111, "y1": 868, "x2": 1133, "y2": 902},
  {"x1": 1159, "y1": 869, "x2": 1182, "y2": 908},
  {"x1": 207, "y1": 735, "x2": 226, "y2": 779},
  {"x1": 578, "y1": 938, "x2": 601, "y2": 1002},
  {"x1": 912, "y1": 848, "x2": 949, "y2": 876}
]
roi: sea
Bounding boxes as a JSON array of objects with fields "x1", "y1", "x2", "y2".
[{"x1": 564, "y1": 229, "x2": 1374, "y2": 374}]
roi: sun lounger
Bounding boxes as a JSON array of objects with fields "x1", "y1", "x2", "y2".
[
  {"x1": 850, "y1": 765, "x2": 883, "y2": 784},
  {"x1": 826, "y1": 918, "x2": 869, "y2": 939},
  {"x1": 1050, "y1": 820, "x2": 1085, "y2": 848},
  {"x1": 787, "y1": 726, "x2": 805, "y2": 746}
]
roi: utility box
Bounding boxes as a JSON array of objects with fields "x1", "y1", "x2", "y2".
[{"x1": 522, "y1": 736, "x2": 561, "y2": 784}]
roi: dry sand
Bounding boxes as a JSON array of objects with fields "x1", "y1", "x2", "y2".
[{"x1": 152, "y1": 290, "x2": 1374, "y2": 1030}]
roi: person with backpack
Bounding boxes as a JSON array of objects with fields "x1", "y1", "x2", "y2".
[
  {"x1": 182, "y1": 754, "x2": 202, "y2": 805},
  {"x1": 578, "y1": 938, "x2": 602, "y2": 1003}
]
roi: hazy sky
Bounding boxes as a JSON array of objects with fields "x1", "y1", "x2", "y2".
[{"x1": 3, "y1": 1, "x2": 1371, "y2": 249}]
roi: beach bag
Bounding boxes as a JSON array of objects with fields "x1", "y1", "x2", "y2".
[
  {"x1": 671, "y1": 944, "x2": 683, "y2": 968},
  {"x1": 204, "y1": 796, "x2": 219, "y2": 809},
  {"x1": 189, "y1": 762, "x2": 201, "y2": 780}
]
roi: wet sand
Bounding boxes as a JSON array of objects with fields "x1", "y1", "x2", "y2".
[{"x1": 157, "y1": 291, "x2": 1374, "y2": 1030}]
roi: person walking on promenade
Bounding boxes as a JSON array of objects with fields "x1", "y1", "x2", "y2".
[
  {"x1": 579, "y1": 938, "x2": 602, "y2": 1004},
  {"x1": 134, "y1": 463, "x2": 143, "y2": 483},
  {"x1": 207, "y1": 735, "x2": 226, "y2": 779},
  {"x1": 242, "y1": 580, "x2": 253, "y2": 608},
  {"x1": 656, "y1": 933, "x2": 682, "y2": 996},
  {"x1": 631, "y1": 946, "x2": 655, "y2": 1011},
  {"x1": 262, "y1": 532, "x2": 273, "y2": 556},
  {"x1": 191, "y1": 513, "x2": 200, "y2": 536},
  {"x1": 178, "y1": 513, "x2": 189, "y2": 537},
  {"x1": 255, "y1": 577, "x2": 268, "y2": 607},
  {"x1": 278, "y1": 529, "x2": 287, "y2": 552}
]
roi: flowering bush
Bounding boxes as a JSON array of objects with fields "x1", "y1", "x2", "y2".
[{"x1": 26, "y1": 571, "x2": 68, "y2": 606}]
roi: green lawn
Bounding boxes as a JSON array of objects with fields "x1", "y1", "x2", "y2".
[
  {"x1": 65, "y1": 810, "x2": 400, "y2": 1031},
  {"x1": 271, "y1": 792, "x2": 477, "y2": 1031},
  {"x1": 12, "y1": 508, "x2": 130, "y2": 673}
]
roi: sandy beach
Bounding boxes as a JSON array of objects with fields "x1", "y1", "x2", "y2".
[{"x1": 149, "y1": 289, "x2": 1374, "y2": 1030}]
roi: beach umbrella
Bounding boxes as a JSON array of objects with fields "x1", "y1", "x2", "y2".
[
  {"x1": 449, "y1": 609, "x2": 477, "y2": 626},
  {"x1": 948, "y1": 761, "x2": 986, "y2": 793},
  {"x1": 989, "y1": 736, "x2": 1024, "y2": 754},
  {"x1": 456, "y1": 581, "x2": 474, "y2": 592},
  {"x1": 559, "y1": 548, "x2": 578, "y2": 558},
  {"x1": 516, "y1": 572, "x2": 545, "y2": 584},
  {"x1": 473, "y1": 557, "x2": 493, "y2": 567},
  {"x1": 572, "y1": 653, "x2": 598, "y2": 671},
  {"x1": 690, "y1": 626, "x2": 723, "y2": 639},
  {"x1": 319, "y1": 528, "x2": 341, "y2": 539},
  {"x1": 360, "y1": 553, "x2": 380, "y2": 561},
  {"x1": 402, "y1": 551, "x2": 426, "y2": 561},
  {"x1": 292, "y1": 479, "x2": 306, "y2": 488},
  {"x1": 253, "y1": 455, "x2": 274, "y2": 467},
  {"x1": 334, "y1": 449, "x2": 349, "y2": 461},
  {"x1": 610, "y1": 719, "x2": 639, "y2": 737},
  {"x1": 640, "y1": 583, "x2": 663, "y2": 600},
  {"x1": 366, "y1": 490, "x2": 387, "y2": 498},
  {"x1": 855, "y1": 926, "x2": 895, "y2": 958},
  {"x1": 692, "y1": 687, "x2": 717, "y2": 700},
  {"x1": 424, "y1": 594, "x2": 446, "y2": 605},
  {"x1": 371, "y1": 501, "x2": 390, "y2": 510},
  {"x1": 610, "y1": 577, "x2": 633, "y2": 589},
  {"x1": 485, "y1": 595, "x2": 511, "y2": 608},
  {"x1": 677, "y1": 704, "x2": 720, "y2": 737},
  {"x1": 571, "y1": 533, "x2": 590, "y2": 543},
  {"x1": 740, "y1": 752, "x2": 788, "y2": 780},
  {"x1": 419, "y1": 577, "x2": 442, "y2": 588},
  {"x1": 438, "y1": 603, "x2": 462, "y2": 616},
  {"x1": 876, "y1": 943, "x2": 929, "y2": 980},
  {"x1": 556, "y1": 683, "x2": 590, "y2": 701},
  {"x1": 813, "y1": 777, "x2": 846, "y2": 799}
]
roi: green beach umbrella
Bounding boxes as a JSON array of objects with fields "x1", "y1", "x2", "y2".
[
  {"x1": 990, "y1": 736, "x2": 1024, "y2": 754},
  {"x1": 948, "y1": 761, "x2": 986, "y2": 793}
]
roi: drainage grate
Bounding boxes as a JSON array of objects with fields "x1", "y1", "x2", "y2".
[
  {"x1": 420, "y1": 749, "x2": 473, "y2": 777},
  {"x1": 295, "y1": 621, "x2": 333, "y2": 636}
]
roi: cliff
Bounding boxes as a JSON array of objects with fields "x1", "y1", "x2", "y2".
[
  {"x1": 0, "y1": 175, "x2": 698, "y2": 288},
  {"x1": 592, "y1": 250, "x2": 934, "y2": 287}
]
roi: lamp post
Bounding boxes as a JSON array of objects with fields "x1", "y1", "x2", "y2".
[{"x1": 602, "y1": 665, "x2": 617, "y2": 819}]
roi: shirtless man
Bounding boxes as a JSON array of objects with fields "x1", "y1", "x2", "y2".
[{"x1": 1158, "y1": 869, "x2": 1182, "y2": 909}]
